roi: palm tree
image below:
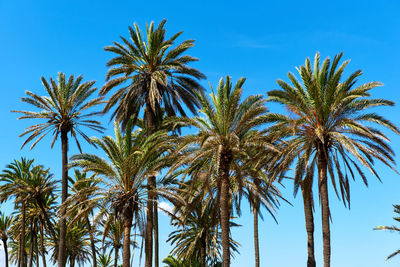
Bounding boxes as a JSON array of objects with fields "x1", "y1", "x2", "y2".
[
  {"x1": 50, "y1": 222, "x2": 92, "y2": 267},
  {"x1": 100, "y1": 213, "x2": 124, "y2": 267},
  {"x1": 64, "y1": 170, "x2": 101, "y2": 267},
  {"x1": 0, "y1": 212, "x2": 14, "y2": 267},
  {"x1": 101, "y1": 19, "x2": 205, "y2": 267},
  {"x1": 235, "y1": 154, "x2": 285, "y2": 267},
  {"x1": 375, "y1": 204, "x2": 400, "y2": 260},
  {"x1": 97, "y1": 253, "x2": 113, "y2": 267},
  {"x1": 13, "y1": 72, "x2": 104, "y2": 267},
  {"x1": 0, "y1": 158, "x2": 36, "y2": 267},
  {"x1": 168, "y1": 194, "x2": 239, "y2": 267},
  {"x1": 267, "y1": 52, "x2": 399, "y2": 267},
  {"x1": 69, "y1": 119, "x2": 169, "y2": 267},
  {"x1": 1, "y1": 159, "x2": 58, "y2": 267},
  {"x1": 169, "y1": 76, "x2": 273, "y2": 266}
]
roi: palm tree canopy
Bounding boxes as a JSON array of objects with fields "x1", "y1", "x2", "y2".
[
  {"x1": 69, "y1": 119, "x2": 170, "y2": 224},
  {"x1": 267, "y1": 52, "x2": 399, "y2": 206},
  {"x1": 13, "y1": 72, "x2": 104, "y2": 151},
  {"x1": 100, "y1": 19, "x2": 206, "y2": 128},
  {"x1": 169, "y1": 75, "x2": 274, "y2": 191}
]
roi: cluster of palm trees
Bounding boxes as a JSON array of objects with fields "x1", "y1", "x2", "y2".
[{"x1": 0, "y1": 19, "x2": 398, "y2": 267}]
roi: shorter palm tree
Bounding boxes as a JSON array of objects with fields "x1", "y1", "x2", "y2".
[
  {"x1": 375, "y1": 204, "x2": 400, "y2": 260},
  {"x1": 0, "y1": 212, "x2": 14, "y2": 267},
  {"x1": 70, "y1": 119, "x2": 170, "y2": 267},
  {"x1": 168, "y1": 193, "x2": 239, "y2": 267}
]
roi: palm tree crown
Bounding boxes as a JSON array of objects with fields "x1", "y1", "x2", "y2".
[
  {"x1": 100, "y1": 19, "x2": 206, "y2": 128},
  {"x1": 13, "y1": 72, "x2": 104, "y2": 151}
]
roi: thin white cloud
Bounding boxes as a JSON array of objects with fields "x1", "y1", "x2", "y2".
[{"x1": 158, "y1": 201, "x2": 174, "y2": 215}]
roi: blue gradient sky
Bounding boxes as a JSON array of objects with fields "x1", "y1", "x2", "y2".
[{"x1": 1, "y1": 0, "x2": 400, "y2": 266}]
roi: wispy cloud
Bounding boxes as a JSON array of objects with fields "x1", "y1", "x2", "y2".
[{"x1": 158, "y1": 201, "x2": 174, "y2": 215}]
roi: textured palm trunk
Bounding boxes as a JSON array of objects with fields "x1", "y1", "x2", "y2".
[
  {"x1": 253, "y1": 204, "x2": 260, "y2": 267},
  {"x1": 58, "y1": 130, "x2": 69, "y2": 267},
  {"x1": 318, "y1": 149, "x2": 330, "y2": 267},
  {"x1": 28, "y1": 223, "x2": 34, "y2": 267},
  {"x1": 114, "y1": 246, "x2": 119, "y2": 267},
  {"x1": 122, "y1": 217, "x2": 133, "y2": 267},
  {"x1": 153, "y1": 197, "x2": 159, "y2": 267},
  {"x1": 199, "y1": 236, "x2": 206, "y2": 267},
  {"x1": 145, "y1": 176, "x2": 155, "y2": 267},
  {"x1": 86, "y1": 217, "x2": 97, "y2": 267},
  {"x1": 70, "y1": 256, "x2": 75, "y2": 267},
  {"x1": 20, "y1": 202, "x2": 26, "y2": 267},
  {"x1": 35, "y1": 230, "x2": 39, "y2": 267},
  {"x1": 40, "y1": 222, "x2": 47, "y2": 267},
  {"x1": 219, "y1": 152, "x2": 232, "y2": 267},
  {"x1": 301, "y1": 180, "x2": 316, "y2": 267},
  {"x1": 3, "y1": 238, "x2": 9, "y2": 267},
  {"x1": 145, "y1": 105, "x2": 156, "y2": 267}
]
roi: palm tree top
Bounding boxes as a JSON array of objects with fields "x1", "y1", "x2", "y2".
[
  {"x1": 12, "y1": 72, "x2": 105, "y2": 151},
  {"x1": 267, "y1": 51, "x2": 400, "y2": 205},
  {"x1": 100, "y1": 19, "x2": 206, "y2": 127}
]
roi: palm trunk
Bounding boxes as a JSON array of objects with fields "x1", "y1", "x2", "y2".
[
  {"x1": 318, "y1": 149, "x2": 330, "y2": 267},
  {"x1": 153, "y1": 190, "x2": 159, "y2": 267},
  {"x1": 122, "y1": 217, "x2": 132, "y2": 267},
  {"x1": 28, "y1": 223, "x2": 34, "y2": 267},
  {"x1": 144, "y1": 103, "x2": 157, "y2": 267},
  {"x1": 253, "y1": 204, "x2": 260, "y2": 267},
  {"x1": 40, "y1": 222, "x2": 47, "y2": 267},
  {"x1": 70, "y1": 256, "x2": 75, "y2": 267},
  {"x1": 35, "y1": 229, "x2": 39, "y2": 267},
  {"x1": 114, "y1": 246, "x2": 119, "y2": 267},
  {"x1": 301, "y1": 180, "x2": 316, "y2": 267},
  {"x1": 58, "y1": 130, "x2": 69, "y2": 267},
  {"x1": 86, "y1": 217, "x2": 97, "y2": 267},
  {"x1": 20, "y1": 202, "x2": 26, "y2": 267},
  {"x1": 219, "y1": 151, "x2": 232, "y2": 267},
  {"x1": 2, "y1": 238, "x2": 9, "y2": 267},
  {"x1": 199, "y1": 235, "x2": 206, "y2": 267},
  {"x1": 145, "y1": 177, "x2": 154, "y2": 267}
]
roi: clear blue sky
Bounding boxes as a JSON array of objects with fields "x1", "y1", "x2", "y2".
[{"x1": 1, "y1": 0, "x2": 400, "y2": 266}]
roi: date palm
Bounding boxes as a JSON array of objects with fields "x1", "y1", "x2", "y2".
[
  {"x1": 101, "y1": 19, "x2": 205, "y2": 267},
  {"x1": 168, "y1": 194, "x2": 239, "y2": 267},
  {"x1": 13, "y1": 72, "x2": 104, "y2": 267},
  {"x1": 0, "y1": 158, "x2": 36, "y2": 267},
  {"x1": 375, "y1": 204, "x2": 400, "y2": 260},
  {"x1": 70, "y1": 119, "x2": 170, "y2": 267},
  {"x1": 267, "y1": 52, "x2": 399, "y2": 267},
  {"x1": 50, "y1": 222, "x2": 91, "y2": 267},
  {"x1": 0, "y1": 212, "x2": 14, "y2": 267},
  {"x1": 64, "y1": 170, "x2": 101, "y2": 267},
  {"x1": 170, "y1": 76, "x2": 272, "y2": 266}
]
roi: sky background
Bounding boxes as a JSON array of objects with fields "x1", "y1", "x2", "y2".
[{"x1": 1, "y1": 0, "x2": 400, "y2": 266}]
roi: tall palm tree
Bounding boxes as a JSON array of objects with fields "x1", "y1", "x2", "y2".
[
  {"x1": 0, "y1": 212, "x2": 14, "y2": 267},
  {"x1": 101, "y1": 19, "x2": 205, "y2": 267},
  {"x1": 169, "y1": 76, "x2": 273, "y2": 266},
  {"x1": 69, "y1": 119, "x2": 169, "y2": 267},
  {"x1": 375, "y1": 204, "x2": 400, "y2": 260},
  {"x1": 267, "y1": 52, "x2": 399, "y2": 267},
  {"x1": 13, "y1": 72, "x2": 104, "y2": 267}
]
